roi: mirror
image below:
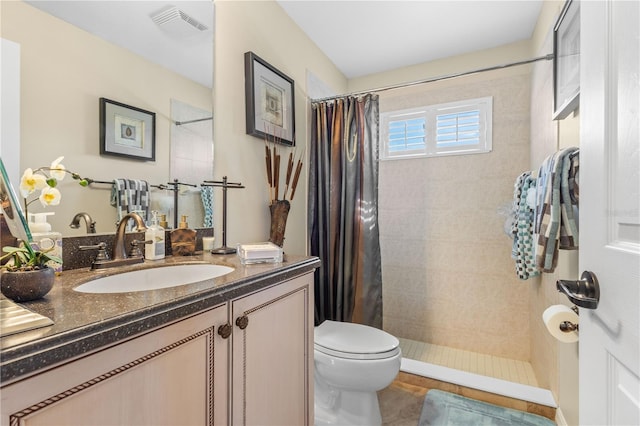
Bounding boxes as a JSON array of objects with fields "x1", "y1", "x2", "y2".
[
  {"x1": 1, "y1": 1, "x2": 214, "y2": 237},
  {"x1": 0, "y1": 158, "x2": 32, "y2": 245}
]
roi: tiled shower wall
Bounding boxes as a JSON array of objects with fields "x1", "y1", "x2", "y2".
[{"x1": 379, "y1": 69, "x2": 532, "y2": 361}]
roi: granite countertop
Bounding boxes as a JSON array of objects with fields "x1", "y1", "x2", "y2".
[{"x1": 0, "y1": 252, "x2": 320, "y2": 385}]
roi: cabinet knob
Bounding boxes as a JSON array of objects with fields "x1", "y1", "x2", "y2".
[
  {"x1": 235, "y1": 315, "x2": 249, "y2": 330},
  {"x1": 217, "y1": 323, "x2": 232, "y2": 339}
]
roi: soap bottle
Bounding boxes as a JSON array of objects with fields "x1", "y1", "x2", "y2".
[
  {"x1": 145, "y1": 211, "x2": 165, "y2": 260},
  {"x1": 28, "y1": 212, "x2": 63, "y2": 274},
  {"x1": 158, "y1": 213, "x2": 169, "y2": 230},
  {"x1": 170, "y1": 215, "x2": 196, "y2": 256}
]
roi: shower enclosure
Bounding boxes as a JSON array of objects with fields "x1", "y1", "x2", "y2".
[{"x1": 378, "y1": 70, "x2": 541, "y2": 394}]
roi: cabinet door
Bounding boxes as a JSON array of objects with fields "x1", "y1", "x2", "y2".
[
  {"x1": 1, "y1": 305, "x2": 229, "y2": 426},
  {"x1": 231, "y1": 273, "x2": 314, "y2": 426}
]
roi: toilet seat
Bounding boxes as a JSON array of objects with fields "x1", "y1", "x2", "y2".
[{"x1": 314, "y1": 320, "x2": 400, "y2": 360}]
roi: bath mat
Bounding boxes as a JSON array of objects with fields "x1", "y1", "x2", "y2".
[{"x1": 418, "y1": 389, "x2": 555, "y2": 426}]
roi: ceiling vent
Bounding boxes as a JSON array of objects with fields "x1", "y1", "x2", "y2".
[{"x1": 150, "y1": 6, "x2": 208, "y2": 38}]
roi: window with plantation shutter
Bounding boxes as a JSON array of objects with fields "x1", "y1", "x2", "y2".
[
  {"x1": 388, "y1": 114, "x2": 426, "y2": 155},
  {"x1": 380, "y1": 97, "x2": 492, "y2": 160}
]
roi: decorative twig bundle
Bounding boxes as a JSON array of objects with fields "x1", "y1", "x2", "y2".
[{"x1": 263, "y1": 126, "x2": 303, "y2": 205}]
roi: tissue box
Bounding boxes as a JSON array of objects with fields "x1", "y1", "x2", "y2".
[{"x1": 237, "y1": 242, "x2": 283, "y2": 264}]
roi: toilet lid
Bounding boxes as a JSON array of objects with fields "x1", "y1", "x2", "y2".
[{"x1": 314, "y1": 320, "x2": 400, "y2": 360}]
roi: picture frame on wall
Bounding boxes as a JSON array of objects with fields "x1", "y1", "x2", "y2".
[
  {"x1": 553, "y1": 0, "x2": 580, "y2": 120},
  {"x1": 244, "y1": 52, "x2": 295, "y2": 146},
  {"x1": 100, "y1": 98, "x2": 156, "y2": 161}
]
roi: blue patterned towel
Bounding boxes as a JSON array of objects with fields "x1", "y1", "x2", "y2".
[
  {"x1": 110, "y1": 179, "x2": 150, "y2": 229},
  {"x1": 534, "y1": 147, "x2": 579, "y2": 272},
  {"x1": 200, "y1": 186, "x2": 213, "y2": 227},
  {"x1": 511, "y1": 172, "x2": 540, "y2": 280}
]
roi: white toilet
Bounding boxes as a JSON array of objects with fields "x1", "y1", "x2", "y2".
[{"x1": 314, "y1": 320, "x2": 402, "y2": 426}]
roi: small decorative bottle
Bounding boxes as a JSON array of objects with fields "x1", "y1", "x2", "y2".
[
  {"x1": 170, "y1": 215, "x2": 196, "y2": 256},
  {"x1": 145, "y1": 210, "x2": 165, "y2": 260}
]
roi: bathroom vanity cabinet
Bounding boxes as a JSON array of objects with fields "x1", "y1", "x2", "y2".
[{"x1": 0, "y1": 272, "x2": 314, "y2": 425}]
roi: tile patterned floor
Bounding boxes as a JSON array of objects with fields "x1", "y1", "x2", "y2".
[
  {"x1": 378, "y1": 374, "x2": 557, "y2": 425},
  {"x1": 398, "y1": 337, "x2": 538, "y2": 387},
  {"x1": 378, "y1": 380, "x2": 428, "y2": 426}
]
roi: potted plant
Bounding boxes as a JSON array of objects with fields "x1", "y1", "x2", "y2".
[
  {"x1": 0, "y1": 156, "x2": 88, "y2": 302},
  {"x1": 0, "y1": 244, "x2": 61, "y2": 302}
]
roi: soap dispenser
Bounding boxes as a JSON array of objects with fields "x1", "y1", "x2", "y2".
[
  {"x1": 145, "y1": 210, "x2": 165, "y2": 260},
  {"x1": 28, "y1": 212, "x2": 63, "y2": 274},
  {"x1": 170, "y1": 215, "x2": 196, "y2": 256},
  {"x1": 158, "y1": 213, "x2": 168, "y2": 230}
]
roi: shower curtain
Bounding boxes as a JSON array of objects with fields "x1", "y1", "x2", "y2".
[{"x1": 308, "y1": 94, "x2": 383, "y2": 328}]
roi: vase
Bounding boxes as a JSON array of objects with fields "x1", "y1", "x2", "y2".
[
  {"x1": 1, "y1": 267, "x2": 55, "y2": 302},
  {"x1": 268, "y1": 200, "x2": 290, "y2": 247}
]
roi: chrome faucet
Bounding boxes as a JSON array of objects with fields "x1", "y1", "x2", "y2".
[
  {"x1": 112, "y1": 212, "x2": 147, "y2": 262},
  {"x1": 69, "y1": 212, "x2": 96, "y2": 234}
]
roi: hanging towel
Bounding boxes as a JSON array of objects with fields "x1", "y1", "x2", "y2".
[
  {"x1": 511, "y1": 172, "x2": 540, "y2": 280},
  {"x1": 559, "y1": 150, "x2": 579, "y2": 249},
  {"x1": 534, "y1": 147, "x2": 579, "y2": 272},
  {"x1": 200, "y1": 186, "x2": 213, "y2": 227},
  {"x1": 110, "y1": 179, "x2": 150, "y2": 228}
]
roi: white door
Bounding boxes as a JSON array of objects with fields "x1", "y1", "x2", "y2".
[{"x1": 580, "y1": 1, "x2": 640, "y2": 424}]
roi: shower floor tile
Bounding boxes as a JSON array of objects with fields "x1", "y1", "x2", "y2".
[{"x1": 398, "y1": 337, "x2": 538, "y2": 387}]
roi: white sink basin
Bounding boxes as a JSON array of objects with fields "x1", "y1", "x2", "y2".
[{"x1": 74, "y1": 264, "x2": 234, "y2": 294}]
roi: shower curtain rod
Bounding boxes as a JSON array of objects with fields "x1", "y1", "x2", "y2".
[
  {"x1": 311, "y1": 53, "x2": 554, "y2": 103},
  {"x1": 174, "y1": 117, "x2": 213, "y2": 126}
]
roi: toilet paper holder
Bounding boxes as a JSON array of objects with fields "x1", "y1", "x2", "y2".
[
  {"x1": 559, "y1": 306, "x2": 579, "y2": 333},
  {"x1": 556, "y1": 271, "x2": 600, "y2": 309}
]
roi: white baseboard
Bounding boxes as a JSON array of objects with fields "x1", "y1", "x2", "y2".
[{"x1": 555, "y1": 407, "x2": 569, "y2": 426}]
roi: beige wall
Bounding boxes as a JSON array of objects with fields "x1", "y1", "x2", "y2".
[
  {"x1": 2, "y1": 1, "x2": 212, "y2": 235},
  {"x1": 213, "y1": 0, "x2": 347, "y2": 255},
  {"x1": 376, "y1": 68, "x2": 532, "y2": 360},
  {"x1": 529, "y1": 2, "x2": 579, "y2": 425}
]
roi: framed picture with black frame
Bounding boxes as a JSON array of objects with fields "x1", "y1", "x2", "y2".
[
  {"x1": 244, "y1": 52, "x2": 295, "y2": 146},
  {"x1": 100, "y1": 98, "x2": 156, "y2": 161},
  {"x1": 553, "y1": 0, "x2": 580, "y2": 120}
]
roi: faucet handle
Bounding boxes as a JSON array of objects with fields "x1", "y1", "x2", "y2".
[
  {"x1": 79, "y1": 242, "x2": 110, "y2": 262},
  {"x1": 129, "y1": 240, "x2": 152, "y2": 258}
]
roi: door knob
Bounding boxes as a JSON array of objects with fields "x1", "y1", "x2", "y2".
[{"x1": 556, "y1": 271, "x2": 600, "y2": 309}]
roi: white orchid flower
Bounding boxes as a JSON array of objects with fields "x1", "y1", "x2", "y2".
[
  {"x1": 38, "y1": 186, "x2": 62, "y2": 207},
  {"x1": 50, "y1": 156, "x2": 66, "y2": 181},
  {"x1": 19, "y1": 168, "x2": 47, "y2": 198}
]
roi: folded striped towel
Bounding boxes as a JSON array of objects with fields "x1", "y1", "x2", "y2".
[
  {"x1": 511, "y1": 172, "x2": 540, "y2": 280},
  {"x1": 110, "y1": 179, "x2": 150, "y2": 229},
  {"x1": 534, "y1": 147, "x2": 579, "y2": 272}
]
